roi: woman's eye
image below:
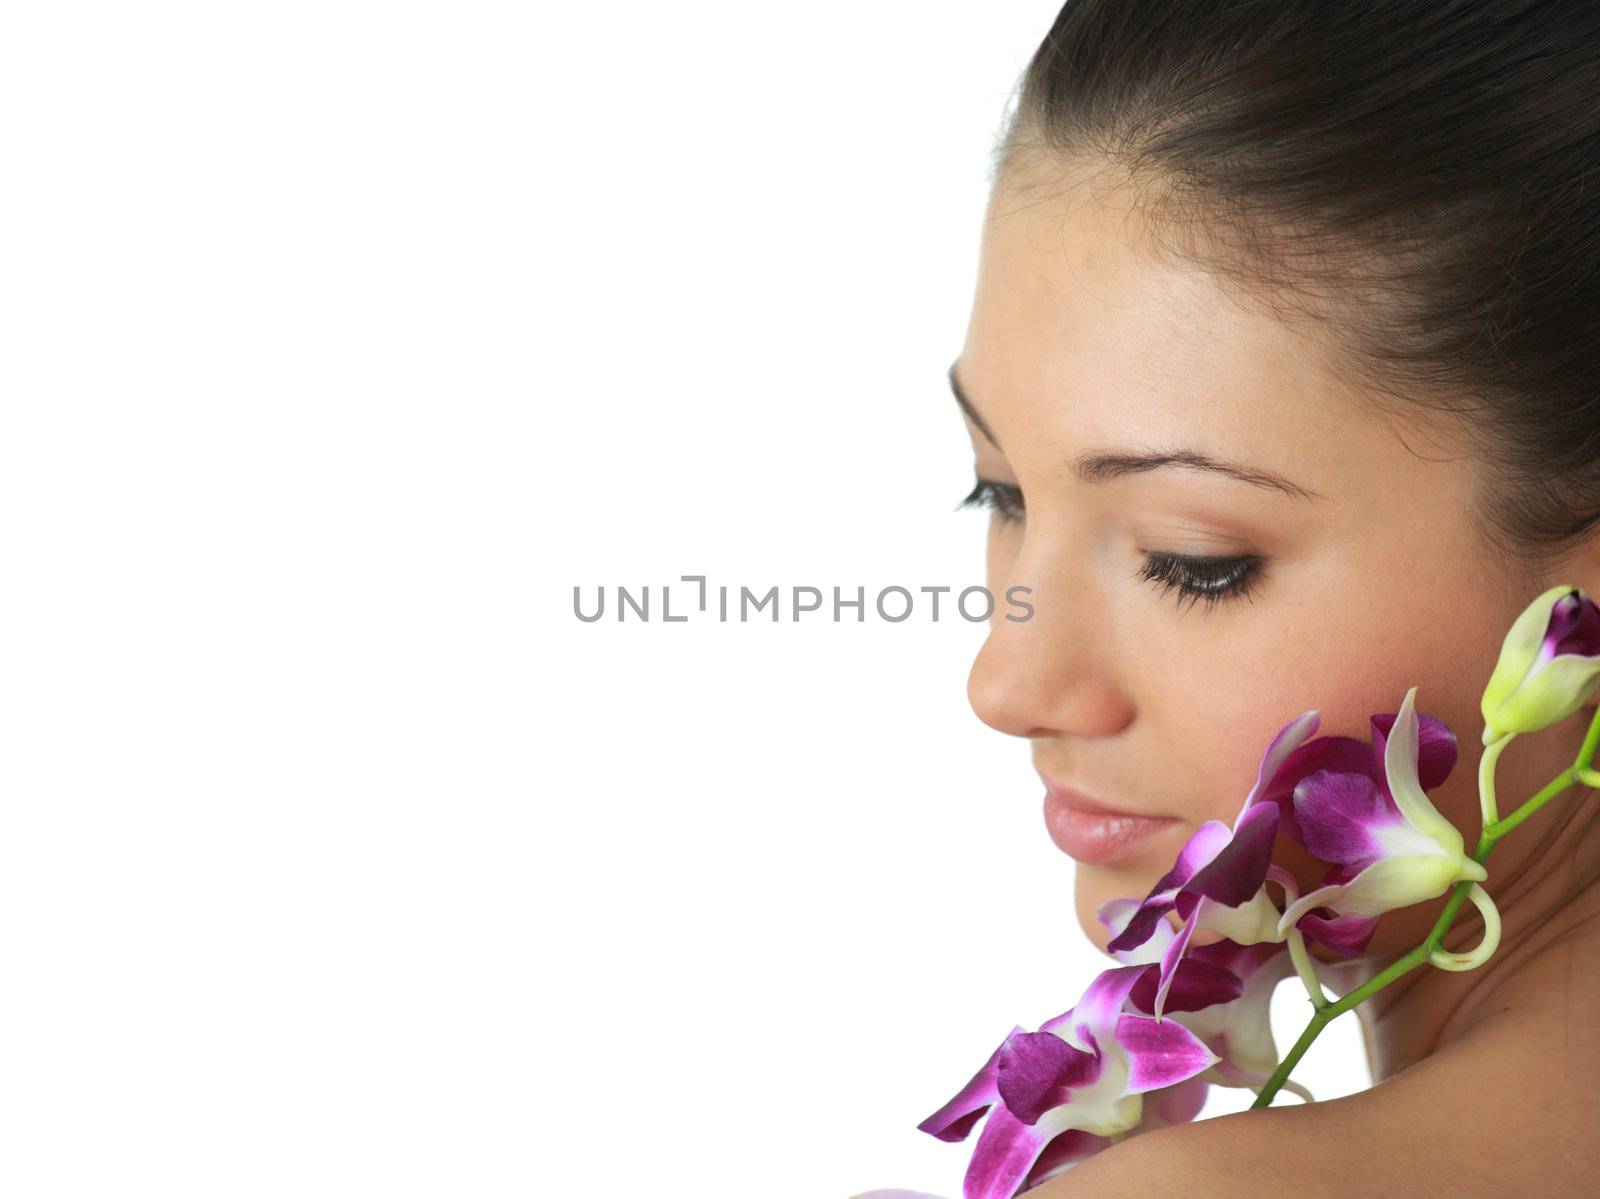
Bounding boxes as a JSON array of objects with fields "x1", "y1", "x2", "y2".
[
  {"x1": 957, "y1": 478, "x2": 1025, "y2": 524},
  {"x1": 956, "y1": 477, "x2": 1262, "y2": 614},
  {"x1": 1138, "y1": 551, "x2": 1264, "y2": 613}
]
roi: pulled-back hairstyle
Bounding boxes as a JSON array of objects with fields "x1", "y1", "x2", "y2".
[{"x1": 996, "y1": 0, "x2": 1600, "y2": 577}]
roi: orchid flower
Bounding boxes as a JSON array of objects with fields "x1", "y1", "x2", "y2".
[
  {"x1": 1099, "y1": 898, "x2": 1315, "y2": 1102},
  {"x1": 1109, "y1": 686, "x2": 1476, "y2": 979},
  {"x1": 916, "y1": 960, "x2": 1231, "y2": 1199},
  {"x1": 1265, "y1": 693, "x2": 1465, "y2": 956},
  {"x1": 1480, "y1": 584, "x2": 1600, "y2": 744},
  {"x1": 883, "y1": 588, "x2": 1600, "y2": 1199},
  {"x1": 1101, "y1": 711, "x2": 1328, "y2": 1017},
  {"x1": 1278, "y1": 687, "x2": 1490, "y2": 942},
  {"x1": 1174, "y1": 939, "x2": 1316, "y2": 1101},
  {"x1": 1233, "y1": 704, "x2": 1458, "y2": 963}
]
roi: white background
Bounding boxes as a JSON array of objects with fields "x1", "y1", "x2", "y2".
[{"x1": 2, "y1": 3, "x2": 1367, "y2": 1196}]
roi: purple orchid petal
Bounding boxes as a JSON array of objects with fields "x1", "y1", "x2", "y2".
[
  {"x1": 1370, "y1": 711, "x2": 1458, "y2": 792},
  {"x1": 1105, "y1": 716, "x2": 1316, "y2": 986},
  {"x1": 1233, "y1": 709, "x2": 1322, "y2": 825},
  {"x1": 1111, "y1": 804, "x2": 1279, "y2": 961},
  {"x1": 1100, "y1": 896, "x2": 1177, "y2": 954},
  {"x1": 1063, "y1": 965, "x2": 1146, "y2": 1050},
  {"x1": 1172, "y1": 890, "x2": 1204, "y2": 922},
  {"x1": 1096, "y1": 898, "x2": 1141, "y2": 937},
  {"x1": 1186, "y1": 937, "x2": 1282, "y2": 981},
  {"x1": 1129, "y1": 957, "x2": 1242, "y2": 1015},
  {"x1": 1291, "y1": 768, "x2": 1400, "y2": 865},
  {"x1": 916, "y1": 1026, "x2": 1023, "y2": 1142},
  {"x1": 1102, "y1": 896, "x2": 1179, "y2": 956},
  {"x1": 1152, "y1": 900, "x2": 1206, "y2": 1020},
  {"x1": 1297, "y1": 908, "x2": 1379, "y2": 958},
  {"x1": 1544, "y1": 589, "x2": 1600, "y2": 661},
  {"x1": 1184, "y1": 801, "x2": 1280, "y2": 907},
  {"x1": 1105, "y1": 821, "x2": 1233, "y2": 954},
  {"x1": 996, "y1": 1031, "x2": 1101, "y2": 1125},
  {"x1": 1020, "y1": 1129, "x2": 1111, "y2": 1191},
  {"x1": 1115, "y1": 1013, "x2": 1219, "y2": 1092},
  {"x1": 1098, "y1": 897, "x2": 1177, "y2": 966},
  {"x1": 1169, "y1": 820, "x2": 1236, "y2": 881},
  {"x1": 962, "y1": 1103, "x2": 1057, "y2": 1199},
  {"x1": 1251, "y1": 733, "x2": 1377, "y2": 843}
]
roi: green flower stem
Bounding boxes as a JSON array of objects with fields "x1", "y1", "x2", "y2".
[
  {"x1": 1265, "y1": 867, "x2": 1329, "y2": 1010},
  {"x1": 1249, "y1": 701, "x2": 1600, "y2": 1109},
  {"x1": 1250, "y1": 874, "x2": 1478, "y2": 1108},
  {"x1": 1483, "y1": 767, "x2": 1582, "y2": 840},
  {"x1": 1285, "y1": 927, "x2": 1330, "y2": 1010},
  {"x1": 1580, "y1": 701, "x2": 1600, "y2": 769},
  {"x1": 1429, "y1": 883, "x2": 1501, "y2": 971},
  {"x1": 1478, "y1": 734, "x2": 1512, "y2": 825}
]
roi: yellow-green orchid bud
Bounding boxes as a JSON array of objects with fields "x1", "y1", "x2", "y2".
[{"x1": 1479, "y1": 584, "x2": 1600, "y2": 745}]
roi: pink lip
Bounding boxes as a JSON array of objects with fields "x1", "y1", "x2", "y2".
[{"x1": 1040, "y1": 782, "x2": 1179, "y2": 866}]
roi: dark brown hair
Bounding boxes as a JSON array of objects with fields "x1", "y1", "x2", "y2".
[{"x1": 997, "y1": 0, "x2": 1600, "y2": 577}]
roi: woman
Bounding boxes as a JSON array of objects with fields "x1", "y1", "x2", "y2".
[{"x1": 943, "y1": 1, "x2": 1600, "y2": 1194}]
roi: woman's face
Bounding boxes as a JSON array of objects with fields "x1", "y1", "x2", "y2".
[{"x1": 956, "y1": 163, "x2": 1585, "y2": 961}]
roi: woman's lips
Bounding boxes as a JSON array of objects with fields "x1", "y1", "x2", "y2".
[{"x1": 1041, "y1": 787, "x2": 1179, "y2": 865}]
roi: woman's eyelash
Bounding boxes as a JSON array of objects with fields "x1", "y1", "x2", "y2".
[
  {"x1": 1137, "y1": 551, "x2": 1264, "y2": 613},
  {"x1": 957, "y1": 477, "x2": 1264, "y2": 613},
  {"x1": 957, "y1": 478, "x2": 1025, "y2": 522}
]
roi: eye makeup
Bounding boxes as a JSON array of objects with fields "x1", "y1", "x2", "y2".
[{"x1": 958, "y1": 476, "x2": 1266, "y2": 613}]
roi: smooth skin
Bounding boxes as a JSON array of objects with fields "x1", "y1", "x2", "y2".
[{"x1": 954, "y1": 158, "x2": 1600, "y2": 1196}]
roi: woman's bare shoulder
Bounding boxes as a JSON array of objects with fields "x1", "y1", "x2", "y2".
[
  {"x1": 1028, "y1": 1016, "x2": 1600, "y2": 1198},
  {"x1": 1022, "y1": 1093, "x2": 1381, "y2": 1199}
]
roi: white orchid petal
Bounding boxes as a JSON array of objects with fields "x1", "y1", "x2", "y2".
[{"x1": 1384, "y1": 686, "x2": 1463, "y2": 851}]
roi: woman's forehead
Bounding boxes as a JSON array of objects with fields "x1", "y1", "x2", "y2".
[{"x1": 960, "y1": 178, "x2": 1468, "y2": 507}]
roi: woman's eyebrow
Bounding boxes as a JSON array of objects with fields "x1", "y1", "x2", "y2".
[{"x1": 948, "y1": 360, "x2": 1323, "y2": 503}]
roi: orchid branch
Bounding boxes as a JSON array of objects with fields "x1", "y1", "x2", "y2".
[
  {"x1": 1250, "y1": 695, "x2": 1600, "y2": 1108},
  {"x1": 906, "y1": 586, "x2": 1600, "y2": 1199}
]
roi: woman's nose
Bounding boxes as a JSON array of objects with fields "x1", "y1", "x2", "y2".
[{"x1": 965, "y1": 576, "x2": 1135, "y2": 741}]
